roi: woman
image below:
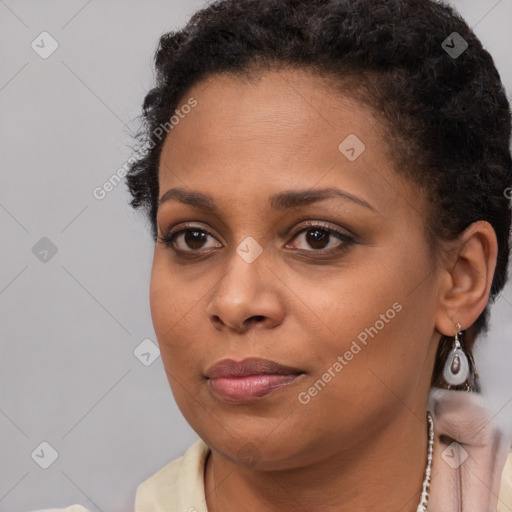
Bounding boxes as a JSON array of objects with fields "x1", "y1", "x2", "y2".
[{"x1": 37, "y1": 0, "x2": 512, "y2": 511}]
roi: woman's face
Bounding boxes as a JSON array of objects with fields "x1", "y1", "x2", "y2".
[{"x1": 150, "y1": 68, "x2": 443, "y2": 469}]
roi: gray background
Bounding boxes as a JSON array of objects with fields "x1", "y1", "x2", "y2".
[{"x1": 0, "y1": 1, "x2": 511, "y2": 511}]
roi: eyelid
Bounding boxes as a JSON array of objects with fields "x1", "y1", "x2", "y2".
[
  {"x1": 159, "y1": 220, "x2": 218, "y2": 235},
  {"x1": 159, "y1": 223, "x2": 223, "y2": 248},
  {"x1": 160, "y1": 220, "x2": 353, "y2": 242},
  {"x1": 159, "y1": 219, "x2": 357, "y2": 256},
  {"x1": 285, "y1": 221, "x2": 356, "y2": 254},
  {"x1": 289, "y1": 219, "x2": 357, "y2": 239}
]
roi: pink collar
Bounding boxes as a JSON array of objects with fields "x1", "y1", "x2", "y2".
[{"x1": 427, "y1": 387, "x2": 512, "y2": 512}]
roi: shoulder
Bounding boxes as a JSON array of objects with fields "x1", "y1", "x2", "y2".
[
  {"x1": 135, "y1": 438, "x2": 210, "y2": 512},
  {"x1": 27, "y1": 441, "x2": 209, "y2": 512},
  {"x1": 30, "y1": 506, "x2": 90, "y2": 512},
  {"x1": 498, "y1": 449, "x2": 512, "y2": 512}
]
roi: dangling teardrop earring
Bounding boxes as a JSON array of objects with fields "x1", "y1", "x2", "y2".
[{"x1": 443, "y1": 322, "x2": 470, "y2": 386}]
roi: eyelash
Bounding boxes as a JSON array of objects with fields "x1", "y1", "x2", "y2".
[{"x1": 157, "y1": 221, "x2": 356, "y2": 258}]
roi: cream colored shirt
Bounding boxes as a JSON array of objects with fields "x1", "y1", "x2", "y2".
[{"x1": 32, "y1": 438, "x2": 512, "y2": 512}]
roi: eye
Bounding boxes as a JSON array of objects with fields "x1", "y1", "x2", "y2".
[
  {"x1": 158, "y1": 225, "x2": 222, "y2": 254},
  {"x1": 158, "y1": 221, "x2": 356, "y2": 258},
  {"x1": 286, "y1": 221, "x2": 355, "y2": 253}
]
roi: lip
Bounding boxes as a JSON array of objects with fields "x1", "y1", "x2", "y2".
[
  {"x1": 205, "y1": 357, "x2": 304, "y2": 403},
  {"x1": 205, "y1": 357, "x2": 303, "y2": 378}
]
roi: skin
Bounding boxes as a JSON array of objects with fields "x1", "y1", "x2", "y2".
[{"x1": 150, "y1": 68, "x2": 498, "y2": 512}]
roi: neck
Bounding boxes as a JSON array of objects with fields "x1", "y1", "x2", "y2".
[{"x1": 204, "y1": 409, "x2": 430, "y2": 512}]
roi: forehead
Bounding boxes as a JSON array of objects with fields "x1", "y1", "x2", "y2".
[
  {"x1": 163, "y1": 68, "x2": 376, "y2": 153},
  {"x1": 157, "y1": 68, "x2": 414, "y2": 215}
]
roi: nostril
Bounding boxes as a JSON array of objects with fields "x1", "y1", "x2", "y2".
[{"x1": 246, "y1": 315, "x2": 266, "y2": 325}]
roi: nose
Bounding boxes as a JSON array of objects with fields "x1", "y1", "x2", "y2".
[{"x1": 206, "y1": 248, "x2": 285, "y2": 333}]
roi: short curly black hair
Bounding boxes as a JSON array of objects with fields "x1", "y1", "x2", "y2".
[{"x1": 125, "y1": 0, "x2": 512, "y2": 390}]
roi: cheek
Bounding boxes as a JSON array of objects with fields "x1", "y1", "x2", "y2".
[
  {"x1": 149, "y1": 255, "x2": 216, "y2": 385},
  {"x1": 149, "y1": 258, "x2": 193, "y2": 362},
  {"x1": 149, "y1": 263, "x2": 206, "y2": 413},
  {"x1": 297, "y1": 241, "x2": 436, "y2": 398},
  {"x1": 149, "y1": 253, "x2": 199, "y2": 335},
  {"x1": 301, "y1": 287, "x2": 404, "y2": 390},
  {"x1": 149, "y1": 270, "x2": 177, "y2": 348},
  {"x1": 149, "y1": 266, "x2": 172, "y2": 333},
  {"x1": 296, "y1": 263, "x2": 401, "y2": 349}
]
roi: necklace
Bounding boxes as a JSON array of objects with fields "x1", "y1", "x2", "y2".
[{"x1": 416, "y1": 411, "x2": 434, "y2": 512}]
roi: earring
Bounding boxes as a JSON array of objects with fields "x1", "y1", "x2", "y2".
[{"x1": 443, "y1": 322, "x2": 470, "y2": 386}]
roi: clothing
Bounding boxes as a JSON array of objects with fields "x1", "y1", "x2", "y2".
[
  {"x1": 427, "y1": 388, "x2": 512, "y2": 511},
  {"x1": 32, "y1": 388, "x2": 512, "y2": 512}
]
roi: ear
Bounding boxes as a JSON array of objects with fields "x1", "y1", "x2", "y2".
[{"x1": 435, "y1": 220, "x2": 498, "y2": 336}]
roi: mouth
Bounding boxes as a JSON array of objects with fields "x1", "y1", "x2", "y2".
[{"x1": 205, "y1": 357, "x2": 305, "y2": 403}]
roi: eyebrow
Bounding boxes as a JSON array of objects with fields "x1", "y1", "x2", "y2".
[{"x1": 158, "y1": 186, "x2": 377, "y2": 213}]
